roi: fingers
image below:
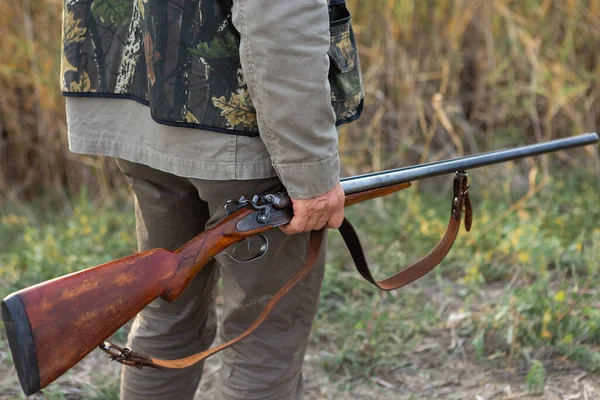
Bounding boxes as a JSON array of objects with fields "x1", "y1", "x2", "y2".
[
  {"x1": 280, "y1": 182, "x2": 345, "y2": 235},
  {"x1": 326, "y1": 206, "x2": 344, "y2": 229},
  {"x1": 314, "y1": 211, "x2": 331, "y2": 231},
  {"x1": 279, "y1": 205, "x2": 318, "y2": 235},
  {"x1": 279, "y1": 215, "x2": 306, "y2": 235}
]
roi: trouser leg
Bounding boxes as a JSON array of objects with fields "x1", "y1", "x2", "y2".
[
  {"x1": 116, "y1": 159, "x2": 219, "y2": 400},
  {"x1": 191, "y1": 178, "x2": 327, "y2": 400}
]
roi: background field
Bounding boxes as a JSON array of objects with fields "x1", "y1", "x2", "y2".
[{"x1": 1, "y1": 0, "x2": 600, "y2": 399}]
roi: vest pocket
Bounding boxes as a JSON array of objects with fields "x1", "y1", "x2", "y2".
[{"x1": 328, "y1": 4, "x2": 364, "y2": 125}]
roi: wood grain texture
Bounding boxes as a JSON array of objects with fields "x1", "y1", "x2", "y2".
[
  {"x1": 344, "y1": 182, "x2": 411, "y2": 207},
  {"x1": 12, "y1": 183, "x2": 413, "y2": 391},
  {"x1": 16, "y1": 207, "x2": 269, "y2": 389}
]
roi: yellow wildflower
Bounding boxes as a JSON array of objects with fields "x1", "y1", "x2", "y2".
[
  {"x1": 419, "y1": 221, "x2": 431, "y2": 236},
  {"x1": 484, "y1": 252, "x2": 493, "y2": 263},
  {"x1": 517, "y1": 252, "x2": 530, "y2": 263},
  {"x1": 541, "y1": 329, "x2": 552, "y2": 339},
  {"x1": 554, "y1": 291, "x2": 566, "y2": 303},
  {"x1": 542, "y1": 309, "x2": 552, "y2": 326}
]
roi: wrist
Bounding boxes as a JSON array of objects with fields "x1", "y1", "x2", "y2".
[{"x1": 274, "y1": 154, "x2": 340, "y2": 199}]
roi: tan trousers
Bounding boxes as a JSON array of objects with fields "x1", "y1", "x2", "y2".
[{"x1": 116, "y1": 159, "x2": 326, "y2": 400}]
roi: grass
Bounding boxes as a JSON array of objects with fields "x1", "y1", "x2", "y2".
[
  {"x1": 1, "y1": 0, "x2": 599, "y2": 397},
  {"x1": 1, "y1": 1, "x2": 599, "y2": 198},
  {"x1": 0, "y1": 191, "x2": 136, "y2": 294},
  {"x1": 314, "y1": 170, "x2": 600, "y2": 385},
  {"x1": 1, "y1": 170, "x2": 599, "y2": 398}
]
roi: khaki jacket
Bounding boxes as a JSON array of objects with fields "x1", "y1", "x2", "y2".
[{"x1": 63, "y1": 0, "x2": 363, "y2": 198}]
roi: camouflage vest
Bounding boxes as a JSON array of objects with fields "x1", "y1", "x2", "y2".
[{"x1": 61, "y1": 0, "x2": 364, "y2": 137}]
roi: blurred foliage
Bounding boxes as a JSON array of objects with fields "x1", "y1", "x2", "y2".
[
  {"x1": 0, "y1": 192, "x2": 136, "y2": 295},
  {"x1": 526, "y1": 359, "x2": 546, "y2": 394},
  {"x1": 1, "y1": 0, "x2": 600, "y2": 397},
  {"x1": 0, "y1": 0, "x2": 599, "y2": 200},
  {"x1": 343, "y1": 0, "x2": 600, "y2": 175},
  {"x1": 314, "y1": 172, "x2": 600, "y2": 380},
  {"x1": 0, "y1": 177, "x2": 598, "y2": 395}
]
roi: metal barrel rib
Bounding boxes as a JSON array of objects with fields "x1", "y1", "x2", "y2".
[{"x1": 341, "y1": 133, "x2": 599, "y2": 195}]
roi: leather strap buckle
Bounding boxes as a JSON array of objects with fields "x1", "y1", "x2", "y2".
[{"x1": 99, "y1": 342, "x2": 160, "y2": 369}]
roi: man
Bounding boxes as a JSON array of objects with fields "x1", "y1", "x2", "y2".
[{"x1": 62, "y1": 0, "x2": 363, "y2": 398}]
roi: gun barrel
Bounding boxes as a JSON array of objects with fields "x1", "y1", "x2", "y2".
[{"x1": 341, "y1": 133, "x2": 598, "y2": 195}]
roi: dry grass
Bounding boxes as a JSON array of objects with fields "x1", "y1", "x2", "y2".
[
  {"x1": 0, "y1": 0, "x2": 125, "y2": 203},
  {"x1": 0, "y1": 0, "x2": 599, "y2": 201},
  {"x1": 343, "y1": 0, "x2": 600, "y2": 174}
]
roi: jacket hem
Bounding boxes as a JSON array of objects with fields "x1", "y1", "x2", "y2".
[
  {"x1": 62, "y1": 92, "x2": 261, "y2": 138},
  {"x1": 68, "y1": 135, "x2": 277, "y2": 181}
]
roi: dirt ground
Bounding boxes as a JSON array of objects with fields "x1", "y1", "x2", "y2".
[
  {"x1": 196, "y1": 333, "x2": 600, "y2": 400},
  {"x1": 2, "y1": 326, "x2": 597, "y2": 400},
  {"x1": 1, "y1": 284, "x2": 598, "y2": 400}
]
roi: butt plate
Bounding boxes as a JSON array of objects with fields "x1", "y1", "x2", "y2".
[{"x1": 1, "y1": 293, "x2": 41, "y2": 395}]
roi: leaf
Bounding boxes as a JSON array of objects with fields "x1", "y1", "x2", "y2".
[
  {"x1": 526, "y1": 360, "x2": 545, "y2": 395},
  {"x1": 211, "y1": 90, "x2": 256, "y2": 128},
  {"x1": 91, "y1": 0, "x2": 133, "y2": 26},
  {"x1": 137, "y1": 0, "x2": 147, "y2": 17},
  {"x1": 561, "y1": 333, "x2": 574, "y2": 344},
  {"x1": 189, "y1": 32, "x2": 240, "y2": 59},
  {"x1": 68, "y1": 72, "x2": 95, "y2": 93},
  {"x1": 63, "y1": 10, "x2": 87, "y2": 46},
  {"x1": 185, "y1": 111, "x2": 199, "y2": 124},
  {"x1": 143, "y1": 32, "x2": 161, "y2": 86},
  {"x1": 540, "y1": 329, "x2": 552, "y2": 339},
  {"x1": 61, "y1": 52, "x2": 77, "y2": 76},
  {"x1": 340, "y1": 91, "x2": 363, "y2": 119},
  {"x1": 334, "y1": 34, "x2": 355, "y2": 70},
  {"x1": 542, "y1": 309, "x2": 552, "y2": 326},
  {"x1": 517, "y1": 252, "x2": 530, "y2": 263}
]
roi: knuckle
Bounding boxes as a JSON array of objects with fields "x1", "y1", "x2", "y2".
[
  {"x1": 282, "y1": 225, "x2": 299, "y2": 235},
  {"x1": 328, "y1": 219, "x2": 342, "y2": 229}
]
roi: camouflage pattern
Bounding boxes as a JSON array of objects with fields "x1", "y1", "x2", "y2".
[
  {"x1": 328, "y1": 15, "x2": 364, "y2": 124},
  {"x1": 61, "y1": 0, "x2": 363, "y2": 136}
]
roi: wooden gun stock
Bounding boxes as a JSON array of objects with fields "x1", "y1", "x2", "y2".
[
  {"x1": 1, "y1": 206, "x2": 270, "y2": 395},
  {"x1": 2, "y1": 181, "x2": 414, "y2": 395},
  {"x1": 2, "y1": 183, "x2": 412, "y2": 395}
]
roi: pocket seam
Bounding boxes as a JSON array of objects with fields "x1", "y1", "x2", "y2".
[{"x1": 328, "y1": 32, "x2": 356, "y2": 73}]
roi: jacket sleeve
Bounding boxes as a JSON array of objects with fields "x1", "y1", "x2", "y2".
[{"x1": 231, "y1": 0, "x2": 340, "y2": 199}]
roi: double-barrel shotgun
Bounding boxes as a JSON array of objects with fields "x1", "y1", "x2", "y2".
[{"x1": 2, "y1": 133, "x2": 598, "y2": 395}]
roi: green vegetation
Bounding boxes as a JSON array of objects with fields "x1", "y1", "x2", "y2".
[
  {"x1": 190, "y1": 33, "x2": 241, "y2": 60},
  {"x1": 0, "y1": 193, "x2": 136, "y2": 295},
  {"x1": 526, "y1": 360, "x2": 546, "y2": 395},
  {"x1": 91, "y1": 0, "x2": 133, "y2": 25},
  {"x1": 314, "y1": 172, "x2": 600, "y2": 383},
  {"x1": 1, "y1": 173, "x2": 598, "y2": 397},
  {"x1": 1, "y1": 0, "x2": 599, "y2": 397}
]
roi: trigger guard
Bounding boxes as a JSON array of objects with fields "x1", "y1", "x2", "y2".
[{"x1": 217, "y1": 234, "x2": 269, "y2": 264}]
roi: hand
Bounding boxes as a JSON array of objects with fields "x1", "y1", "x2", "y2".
[{"x1": 280, "y1": 182, "x2": 345, "y2": 235}]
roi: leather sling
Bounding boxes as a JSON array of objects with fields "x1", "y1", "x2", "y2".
[{"x1": 101, "y1": 173, "x2": 472, "y2": 369}]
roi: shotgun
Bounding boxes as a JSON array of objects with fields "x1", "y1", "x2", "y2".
[{"x1": 2, "y1": 133, "x2": 598, "y2": 395}]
